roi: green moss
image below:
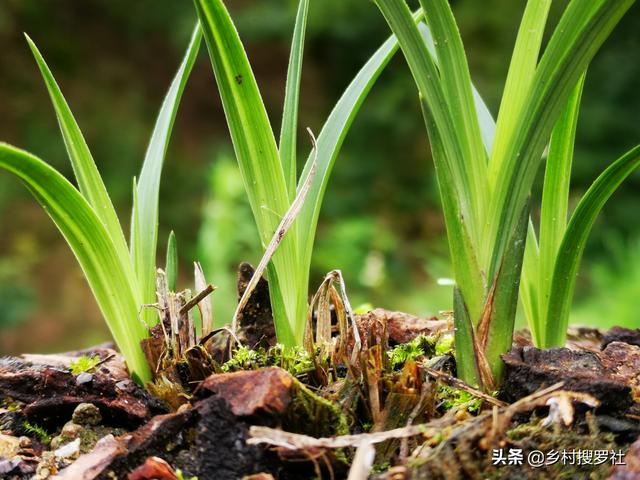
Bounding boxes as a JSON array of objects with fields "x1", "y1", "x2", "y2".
[
  {"x1": 222, "y1": 344, "x2": 314, "y2": 377},
  {"x1": 175, "y1": 469, "x2": 197, "y2": 480},
  {"x1": 23, "y1": 421, "x2": 51, "y2": 444},
  {"x1": 437, "y1": 386, "x2": 482, "y2": 413},
  {"x1": 69, "y1": 355, "x2": 101, "y2": 375},
  {"x1": 221, "y1": 346, "x2": 265, "y2": 372}
]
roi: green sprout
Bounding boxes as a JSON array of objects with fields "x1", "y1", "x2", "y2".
[
  {"x1": 373, "y1": 0, "x2": 639, "y2": 390},
  {"x1": 69, "y1": 355, "x2": 101, "y2": 376},
  {"x1": 0, "y1": 29, "x2": 202, "y2": 383},
  {"x1": 193, "y1": 0, "x2": 424, "y2": 346}
]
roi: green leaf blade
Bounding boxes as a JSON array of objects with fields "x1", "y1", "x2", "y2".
[
  {"x1": 0, "y1": 143, "x2": 151, "y2": 382},
  {"x1": 420, "y1": 0, "x2": 488, "y2": 223},
  {"x1": 133, "y1": 26, "x2": 201, "y2": 323},
  {"x1": 280, "y1": 0, "x2": 310, "y2": 197},
  {"x1": 25, "y1": 35, "x2": 131, "y2": 275},
  {"x1": 296, "y1": 12, "x2": 423, "y2": 309},
  {"x1": 195, "y1": 0, "x2": 303, "y2": 339},
  {"x1": 536, "y1": 74, "x2": 585, "y2": 343},
  {"x1": 545, "y1": 145, "x2": 640, "y2": 347},
  {"x1": 486, "y1": 0, "x2": 634, "y2": 283},
  {"x1": 166, "y1": 230, "x2": 178, "y2": 292},
  {"x1": 489, "y1": 0, "x2": 551, "y2": 184}
]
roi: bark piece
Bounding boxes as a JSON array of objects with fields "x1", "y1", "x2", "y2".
[
  {"x1": 0, "y1": 351, "x2": 165, "y2": 429},
  {"x1": 501, "y1": 346, "x2": 633, "y2": 413},
  {"x1": 199, "y1": 367, "x2": 293, "y2": 418},
  {"x1": 356, "y1": 308, "x2": 449, "y2": 345},
  {"x1": 602, "y1": 326, "x2": 640, "y2": 349},
  {"x1": 127, "y1": 457, "x2": 178, "y2": 480},
  {"x1": 54, "y1": 396, "x2": 272, "y2": 480},
  {"x1": 199, "y1": 367, "x2": 349, "y2": 438}
]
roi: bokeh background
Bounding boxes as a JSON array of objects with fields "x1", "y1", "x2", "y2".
[{"x1": 0, "y1": 0, "x2": 638, "y2": 354}]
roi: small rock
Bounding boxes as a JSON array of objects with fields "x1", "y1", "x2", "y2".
[
  {"x1": 61, "y1": 421, "x2": 84, "y2": 439},
  {"x1": 72, "y1": 403, "x2": 102, "y2": 426},
  {"x1": 0, "y1": 433, "x2": 21, "y2": 459},
  {"x1": 75, "y1": 372, "x2": 93, "y2": 385},
  {"x1": 18, "y1": 436, "x2": 31, "y2": 448},
  {"x1": 54, "y1": 438, "x2": 81, "y2": 460}
]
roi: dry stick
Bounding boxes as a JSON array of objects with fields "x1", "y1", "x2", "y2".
[
  {"x1": 179, "y1": 283, "x2": 215, "y2": 315},
  {"x1": 248, "y1": 423, "x2": 437, "y2": 450},
  {"x1": 333, "y1": 270, "x2": 362, "y2": 365},
  {"x1": 248, "y1": 382, "x2": 574, "y2": 453},
  {"x1": 420, "y1": 365, "x2": 507, "y2": 407},
  {"x1": 231, "y1": 128, "x2": 319, "y2": 337},
  {"x1": 193, "y1": 262, "x2": 214, "y2": 339},
  {"x1": 347, "y1": 442, "x2": 376, "y2": 480}
]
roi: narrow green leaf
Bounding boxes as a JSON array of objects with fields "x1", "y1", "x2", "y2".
[
  {"x1": 519, "y1": 221, "x2": 541, "y2": 345},
  {"x1": 195, "y1": 0, "x2": 302, "y2": 341},
  {"x1": 536, "y1": 74, "x2": 585, "y2": 342},
  {"x1": 279, "y1": 0, "x2": 310, "y2": 197},
  {"x1": 133, "y1": 26, "x2": 201, "y2": 325},
  {"x1": 417, "y1": 22, "x2": 495, "y2": 155},
  {"x1": 0, "y1": 143, "x2": 151, "y2": 382},
  {"x1": 486, "y1": 0, "x2": 634, "y2": 283},
  {"x1": 166, "y1": 231, "x2": 178, "y2": 292},
  {"x1": 25, "y1": 35, "x2": 131, "y2": 276},
  {"x1": 194, "y1": 0, "x2": 290, "y2": 241},
  {"x1": 545, "y1": 145, "x2": 640, "y2": 347},
  {"x1": 489, "y1": 0, "x2": 551, "y2": 182},
  {"x1": 420, "y1": 0, "x2": 488, "y2": 223}
]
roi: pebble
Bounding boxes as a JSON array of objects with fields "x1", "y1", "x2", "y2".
[
  {"x1": 54, "y1": 438, "x2": 80, "y2": 460},
  {"x1": 76, "y1": 372, "x2": 93, "y2": 385},
  {"x1": 71, "y1": 403, "x2": 102, "y2": 426},
  {"x1": 0, "y1": 434, "x2": 20, "y2": 459}
]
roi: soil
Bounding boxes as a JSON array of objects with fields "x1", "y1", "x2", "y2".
[{"x1": 1, "y1": 273, "x2": 638, "y2": 479}]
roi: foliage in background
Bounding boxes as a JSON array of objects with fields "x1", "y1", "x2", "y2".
[
  {"x1": 197, "y1": 154, "x2": 259, "y2": 322},
  {"x1": 573, "y1": 235, "x2": 640, "y2": 329}
]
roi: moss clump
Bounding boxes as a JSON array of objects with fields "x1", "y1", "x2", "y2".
[
  {"x1": 69, "y1": 355, "x2": 101, "y2": 375},
  {"x1": 387, "y1": 334, "x2": 454, "y2": 369},
  {"x1": 222, "y1": 344, "x2": 313, "y2": 377},
  {"x1": 437, "y1": 386, "x2": 482, "y2": 413}
]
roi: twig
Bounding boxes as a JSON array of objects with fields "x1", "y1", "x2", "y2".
[
  {"x1": 248, "y1": 423, "x2": 437, "y2": 450},
  {"x1": 347, "y1": 442, "x2": 375, "y2": 480},
  {"x1": 179, "y1": 283, "x2": 215, "y2": 315}
]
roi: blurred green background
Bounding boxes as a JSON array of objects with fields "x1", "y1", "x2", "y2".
[{"x1": 0, "y1": 0, "x2": 638, "y2": 354}]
